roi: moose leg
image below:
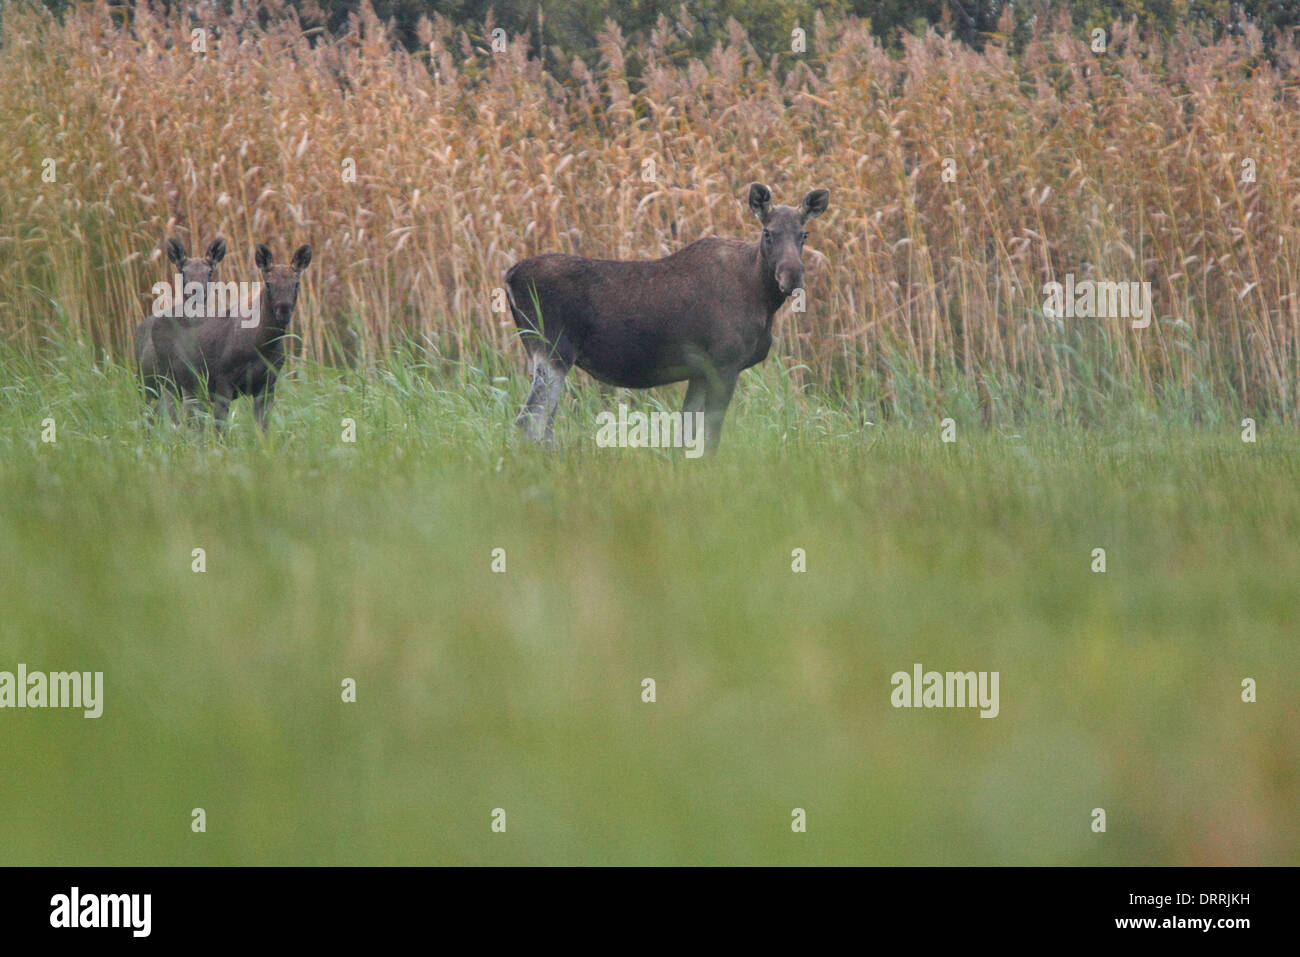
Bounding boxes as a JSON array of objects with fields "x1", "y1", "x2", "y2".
[
  {"x1": 140, "y1": 378, "x2": 161, "y2": 424},
  {"x1": 254, "y1": 389, "x2": 275, "y2": 431},
  {"x1": 681, "y1": 348, "x2": 740, "y2": 454},
  {"x1": 159, "y1": 384, "x2": 182, "y2": 425},
  {"x1": 172, "y1": 376, "x2": 205, "y2": 428},
  {"x1": 212, "y1": 387, "x2": 233, "y2": 435},
  {"x1": 682, "y1": 378, "x2": 706, "y2": 449},
  {"x1": 701, "y1": 369, "x2": 739, "y2": 455},
  {"x1": 516, "y1": 349, "x2": 569, "y2": 443}
]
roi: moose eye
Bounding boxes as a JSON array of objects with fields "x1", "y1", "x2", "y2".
[
  {"x1": 800, "y1": 232, "x2": 808, "y2": 244},
  {"x1": 762, "y1": 230, "x2": 771, "y2": 242}
]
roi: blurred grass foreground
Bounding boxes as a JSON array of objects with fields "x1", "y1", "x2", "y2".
[{"x1": 0, "y1": 351, "x2": 1295, "y2": 865}]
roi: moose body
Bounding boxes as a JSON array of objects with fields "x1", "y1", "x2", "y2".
[
  {"x1": 510, "y1": 240, "x2": 777, "y2": 387},
  {"x1": 507, "y1": 183, "x2": 828, "y2": 452},
  {"x1": 140, "y1": 242, "x2": 311, "y2": 431}
]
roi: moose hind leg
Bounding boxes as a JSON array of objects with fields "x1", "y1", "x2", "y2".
[{"x1": 516, "y1": 351, "x2": 568, "y2": 443}]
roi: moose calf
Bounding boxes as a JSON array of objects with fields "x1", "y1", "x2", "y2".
[
  {"x1": 135, "y1": 237, "x2": 226, "y2": 415},
  {"x1": 506, "y1": 183, "x2": 829, "y2": 453}
]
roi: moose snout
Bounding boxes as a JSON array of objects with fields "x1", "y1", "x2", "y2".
[{"x1": 776, "y1": 266, "x2": 804, "y2": 296}]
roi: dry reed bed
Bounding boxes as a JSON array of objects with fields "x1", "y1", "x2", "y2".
[{"x1": 2, "y1": 1, "x2": 1298, "y2": 416}]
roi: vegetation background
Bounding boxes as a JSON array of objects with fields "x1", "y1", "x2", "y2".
[
  {"x1": 0, "y1": 0, "x2": 1296, "y2": 865},
  {"x1": 5, "y1": 0, "x2": 1300, "y2": 420}
]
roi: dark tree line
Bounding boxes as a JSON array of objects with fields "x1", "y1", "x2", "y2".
[
  {"x1": 275, "y1": 1, "x2": 1300, "y2": 54},
  {"x1": 30, "y1": 1, "x2": 1300, "y2": 62}
]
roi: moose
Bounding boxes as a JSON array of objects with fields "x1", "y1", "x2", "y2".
[
  {"x1": 136, "y1": 241, "x2": 312, "y2": 431},
  {"x1": 505, "y1": 183, "x2": 829, "y2": 453},
  {"x1": 135, "y1": 237, "x2": 227, "y2": 411}
]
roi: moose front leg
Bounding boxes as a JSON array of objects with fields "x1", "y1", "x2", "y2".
[
  {"x1": 682, "y1": 350, "x2": 739, "y2": 454},
  {"x1": 682, "y1": 378, "x2": 706, "y2": 450},
  {"x1": 701, "y1": 368, "x2": 739, "y2": 455},
  {"x1": 156, "y1": 381, "x2": 182, "y2": 426},
  {"x1": 211, "y1": 387, "x2": 234, "y2": 435},
  {"x1": 254, "y1": 387, "x2": 276, "y2": 431},
  {"x1": 139, "y1": 374, "x2": 164, "y2": 426}
]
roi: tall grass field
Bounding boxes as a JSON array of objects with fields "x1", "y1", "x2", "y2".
[{"x1": 0, "y1": 1, "x2": 1297, "y2": 867}]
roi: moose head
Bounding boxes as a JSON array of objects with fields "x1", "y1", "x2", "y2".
[
  {"x1": 165, "y1": 237, "x2": 226, "y2": 290},
  {"x1": 747, "y1": 183, "x2": 829, "y2": 297},
  {"x1": 254, "y1": 243, "x2": 312, "y2": 328}
]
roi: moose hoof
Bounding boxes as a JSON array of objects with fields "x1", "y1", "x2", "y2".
[{"x1": 515, "y1": 413, "x2": 549, "y2": 444}]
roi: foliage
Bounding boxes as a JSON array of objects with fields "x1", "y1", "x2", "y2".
[{"x1": 4, "y1": 1, "x2": 1300, "y2": 422}]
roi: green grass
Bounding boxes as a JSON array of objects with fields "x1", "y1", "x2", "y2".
[{"x1": 0, "y1": 342, "x2": 1296, "y2": 865}]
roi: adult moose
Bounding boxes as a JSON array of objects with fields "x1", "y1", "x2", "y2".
[{"x1": 506, "y1": 183, "x2": 830, "y2": 453}]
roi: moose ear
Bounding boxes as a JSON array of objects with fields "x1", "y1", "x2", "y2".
[
  {"x1": 800, "y1": 189, "x2": 829, "y2": 223},
  {"x1": 166, "y1": 238, "x2": 187, "y2": 268},
  {"x1": 290, "y1": 244, "x2": 312, "y2": 272},
  {"x1": 255, "y1": 244, "x2": 273, "y2": 270},
  {"x1": 748, "y1": 183, "x2": 773, "y2": 222},
  {"x1": 205, "y1": 237, "x2": 227, "y2": 265}
]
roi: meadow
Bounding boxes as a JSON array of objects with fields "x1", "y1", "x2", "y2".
[{"x1": 0, "y1": 344, "x2": 1295, "y2": 865}]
